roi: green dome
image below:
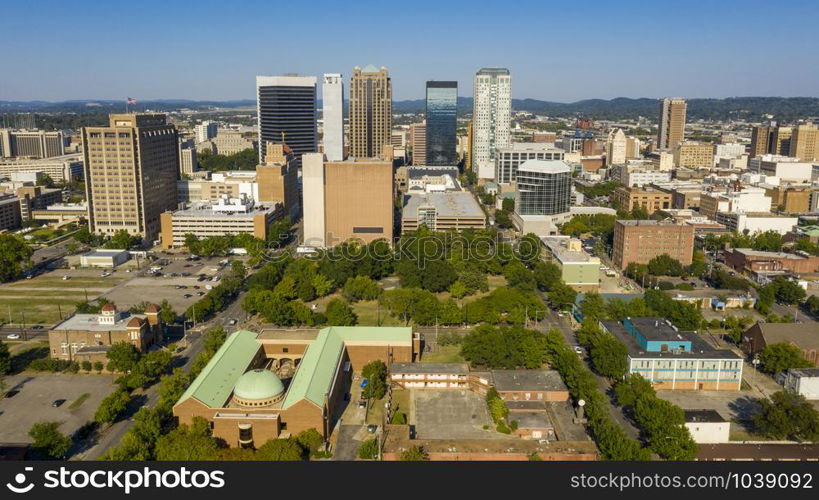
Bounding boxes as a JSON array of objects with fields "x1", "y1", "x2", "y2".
[{"x1": 233, "y1": 369, "x2": 284, "y2": 401}]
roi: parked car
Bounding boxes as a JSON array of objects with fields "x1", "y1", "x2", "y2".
[
  {"x1": 367, "y1": 424, "x2": 377, "y2": 433},
  {"x1": 51, "y1": 399, "x2": 66, "y2": 408},
  {"x1": 183, "y1": 294, "x2": 192, "y2": 298},
  {"x1": 6, "y1": 333, "x2": 21, "y2": 340},
  {"x1": 228, "y1": 319, "x2": 238, "y2": 326},
  {"x1": 62, "y1": 275, "x2": 70, "y2": 280},
  {"x1": 358, "y1": 400, "x2": 367, "y2": 409}
]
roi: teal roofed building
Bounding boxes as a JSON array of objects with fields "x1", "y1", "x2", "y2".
[{"x1": 173, "y1": 326, "x2": 418, "y2": 448}]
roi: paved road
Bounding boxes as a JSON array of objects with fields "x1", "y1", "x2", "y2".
[
  {"x1": 532, "y1": 306, "x2": 641, "y2": 440},
  {"x1": 76, "y1": 325, "x2": 207, "y2": 460}
]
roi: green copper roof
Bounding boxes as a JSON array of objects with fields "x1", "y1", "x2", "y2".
[
  {"x1": 233, "y1": 369, "x2": 285, "y2": 400},
  {"x1": 282, "y1": 326, "x2": 412, "y2": 409},
  {"x1": 362, "y1": 64, "x2": 380, "y2": 73},
  {"x1": 177, "y1": 330, "x2": 261, "y2": 408}
]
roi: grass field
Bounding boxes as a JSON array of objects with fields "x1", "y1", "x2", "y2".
[
  {"x1": 420, "y1": 345, "x2": 465, "y2": 364},
  {"x1": 352, "y1": 300, "x2": 404, "y2": 327},
  {"x1": 0, "y1": 274, "x2": 120, "y2": 326},
  {"x1": 68, "y1": 393, "x2": 91, "y2": 410}
]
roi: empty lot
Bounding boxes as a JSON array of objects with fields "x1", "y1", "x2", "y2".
[
  {"x1": 413, "y1": 390, "x2": 505, "y2": 440},
  {"x1": 0, "y1": 373, "x2": 117, "y2": 443}
]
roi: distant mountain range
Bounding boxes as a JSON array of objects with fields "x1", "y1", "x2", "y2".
[{"x1": 3, "y1": 96, "x2": 819, "y2": 122}]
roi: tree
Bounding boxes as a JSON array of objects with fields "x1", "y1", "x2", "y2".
[
  {"x1": 0, "y1": 235, "x2": 33, "y2": 282},
  {"x1": 103, "y1": 229, "x2": 141, "y2": 250},
  {"x1": 155, "y1": 417, "x2": 219, "y2": 460},
  {"x1": 325, "y1": 298, "x2": 357, "y2": 326},
  {"x1": 159, "y1": 299, "x2": 177, "y2": 324},
  {"x1": 256, "y1": 438, "x2": 305, "y2": 461},
  {"x1": 589, "y1": 334, "x2": 628, "y2": 379},
  {"x1": 647, "y1": 254, "x2": 684, "y2": 277},
  {"x1": 548, "y1": 282, "x2": 577, "y2": 310},
  {"x1": 311, "y1": 274, "x2": 334, "y2": 297},
  {"x1": 614, "y1": 374, "x2": 655, "y2": 407},
  {"x1": 399, "y1": 445, "x2": 429, "y2": 461},
  {"x1": 772, "y1": 278, "x2": 807, "y2": 305},
  {"x1": 0, "y1": 339, "x2": 10, "y2": 375},
  {"x1": 106, "y1": 342, "x2": 141, "y2": 373},
  {"x1": 95, "y1": 389, "x2": 131, "y2": 424},
  {"x1": 533, "y1": 261, "x2": 561, "y2": 291},
  {"x1": 757, "y1": 343, "x2": 812, "y2": 374},
  {"x1": 93, "y1": 361, "x2": 104, "y2": 373},
  {"x1": 357, "y1": 438, "x2": 379, "y2": 459},
  {"x1": 579, "y1": 292, "x2": 607, "y2": 322},
  {"x1": 342, "y1": 276, "x2": 382, "y2": 302},
  {"x1": 81, "y1": 360, "x2": 92, "y2": 372},
  {"x1": 753, "y1": 391, "x2": 819, "y2": 441},
  {"x1": 503, "y1": 261, "x2": 536, "y2": 291},
  {"x1": 361, "y1": 360, "x2": 388, "y2": 400},
  {"x1": 29, "y1": 422, "x2": 71, "y2": 459},
  {"x1": 295, "y1": 428, "x2": 324, "y2": 457}
]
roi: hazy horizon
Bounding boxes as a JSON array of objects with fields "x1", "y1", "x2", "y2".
[{"x1": 3, "y1": 0, "x2": 819, "y2": 102}]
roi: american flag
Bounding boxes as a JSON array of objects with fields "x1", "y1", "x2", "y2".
[{"x1": 127, "y1": 97, "x2": 137, "y2": 105}]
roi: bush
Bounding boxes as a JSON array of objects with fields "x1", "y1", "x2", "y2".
[
  {"x1": 357, "y1": 438, "x2": 379, "y2": 460},
  {"x1": 29, "y1": 358, "x2": 73, "y2": 372},
  {"x1": 81, "y1": 360, "x2": 92, "y2": 372},
  {"x1": 657, "y1": 281, "x2": 675, "y2": 291}
]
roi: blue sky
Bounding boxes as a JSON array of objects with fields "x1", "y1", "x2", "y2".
[{"x1": 3, "y1": 0, "x2": 819, "y2": 102}]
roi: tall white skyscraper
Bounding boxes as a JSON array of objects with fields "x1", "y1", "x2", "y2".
[
  {"x1": 322, "y1": 73, "x2": 344, "y2": 161},
  {"x1": 606, "y1": 128, "x2": 627, "y2": 166},
  {"x1": 472, "y1": 68, "x2": 511, "y2": 179}
]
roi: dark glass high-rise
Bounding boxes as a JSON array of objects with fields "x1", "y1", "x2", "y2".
[{"x1": 425, "y1": 81, "x2": 458, "y2": 166}]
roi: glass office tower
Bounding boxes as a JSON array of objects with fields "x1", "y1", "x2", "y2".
[
  {"x1": 425, "y1": 81, "x2": 458, "y2": 166},
  {"x1": 516, "y1": 160, "x2": 572, "y2": 216}
]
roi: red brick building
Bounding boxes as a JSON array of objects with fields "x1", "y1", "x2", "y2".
[{"x1": 611, "y1": 220, "x2": 695, "y2": 270}]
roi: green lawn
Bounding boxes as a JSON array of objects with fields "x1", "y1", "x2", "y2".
[
  {"x1": 421, "y1": 345, "x2": 465, "y2": 364},
  {"x1": 68, "y1": 393, "x2": 91, "y2": 410},
  {"x1": 352, "y1": 300, "x2": 404, "y2": 327},
  {"x1": 4, "y1": 277, "x2": 122, "y2": 288},
  {"x1": 0, "y1": 297, "x2": 79, "y2": 325}
]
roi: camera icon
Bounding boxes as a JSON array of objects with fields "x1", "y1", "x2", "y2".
[{"x1": 6, "y1": 467, "x2": 34, "y2": 494}]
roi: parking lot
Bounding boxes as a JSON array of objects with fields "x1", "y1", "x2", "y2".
[
  {"x1": 412, "y1": 390, "x2": 505, "y2": 440},
  {"x1": 0, "y1": 373, "x2": 117, "y2": 443}
]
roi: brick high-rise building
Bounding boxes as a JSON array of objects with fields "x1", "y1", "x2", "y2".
[
  {"x1": 657, "y1": 98, "x2": 687, "y2": 150},
  {"x1": 302, "y1": 146, "x2": 394, "y2": 248},
  {"x1": 82, "y1": 114, "x2": 179, "y2": 242},
  {"x1": 788, "y1": 122, "x2": 819, "y2": 162},
  {"x1": 349, "y1": 65, "x2": 392, "y2": 158},
  {"x1": 611, "y1": 220, "x2": 694, "y2": 270},
  {"x1": 256, "y1": 141, "x2": 299, "y2": 218},
  {"x1": 409, "y1": 122, "x2": 427, "y2": 165}
]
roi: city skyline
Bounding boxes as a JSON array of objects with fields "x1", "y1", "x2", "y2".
[{"x1": 3, "y1": 1, "x2": 819, "y2": 102}]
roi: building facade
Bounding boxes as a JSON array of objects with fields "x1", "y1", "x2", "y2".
[
  {"x1": 472, "y1": 68, "x2": 511, "y2": 178},
  {"x1": 256, "y1": 75, "x2": 317, "y2": 164},
  {"x1": 82, "y1": 114, "x2": 179, "y2": 242},
  {"x1": 321, "y1": 73, "x2": 344, "y2": 162},
  {"x1": 612, "y1": 186, "x2": 672, "y2": 214},
  {"x1": 409, "y1": 122, "x2": 427, "y2": 165},
  {"x1": 302, "y1": 149, "x2": 394, "y2": 248},
  {"x1": 611, "y1": 220, "x2": 695, "y2": 269},
  {"x1": 425, "y1": 81, "x2": 458, "y2": 166},
  {"x1": 495, "y1": 143, "x2": 565, "y2": 185},
  {"x1": 349, "y1": 65, "x2": 392, "y2": 158},
  {"x1": 657, "y1": 98, "x2": 687, "y2": 150}
]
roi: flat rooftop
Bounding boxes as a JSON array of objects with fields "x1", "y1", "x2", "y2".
[
  {"x1": 402, "y1": 192, "x2": 484, "y2": 218},
  {"x1": 53, "y1": 313, "x2": 146, "y2": 332},
  {"x1": 684, "y1": 409, "x2": 726, "y2": 423},
  {"x1": 629, "y1": 317, "x2": 693, "y2": 342},
  {"x1": 491, "y1": 370, "x2": 568, "y2": 392},
  {"x1": 617, "y1": 220, "x2": 685, "y2": 227},
  {"x1": 390, "y1": 363, "x2": 469, "y2": 374},
  {"x1": 602, "y1": 320, "x2": 740, "y2": 360},
  {"x1": 517, "y1": 159, "x2": 571, "y2": 174},
  {"x1": 541, "y1": 237, "x2": 596, "y2": 264},
  {"x1": 733, "y1": 248, "x2": 809, "y2": 260}
]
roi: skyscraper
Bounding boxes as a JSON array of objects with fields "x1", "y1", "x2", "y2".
[
  {"x1": 82, "y1": 114, "x2": 179, "y2": 242},
  {"x1": 788, "y1": 122, "x2": 819, "y2": 161},
  {"x1": 606, "y1": 128, "x2": 627, "y2": 166},
  {"x1": 657, "y1": 98, "x2": 687, "y2": 150},
  {"x1": 322, "y1": 73, "x2": 344, "y2": 162},
  {"x1": 515, "y1": 160, "x2": 572, "y2": 216},
  {"x1": 349, "y1": 65, "x2": 392, "y2": 158},
  {"x1": 425, "y1": 81, "x2": 458, "y2": 166},
  {"x1": 410, "y1": 122, "x2": 427, "y2": 165},
  {"x1": 256, "y1": 75, "x2": 317, "y2": 164},
  {"x1": 472, "y1": 68, "x2": 511, "y2": 179}
]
